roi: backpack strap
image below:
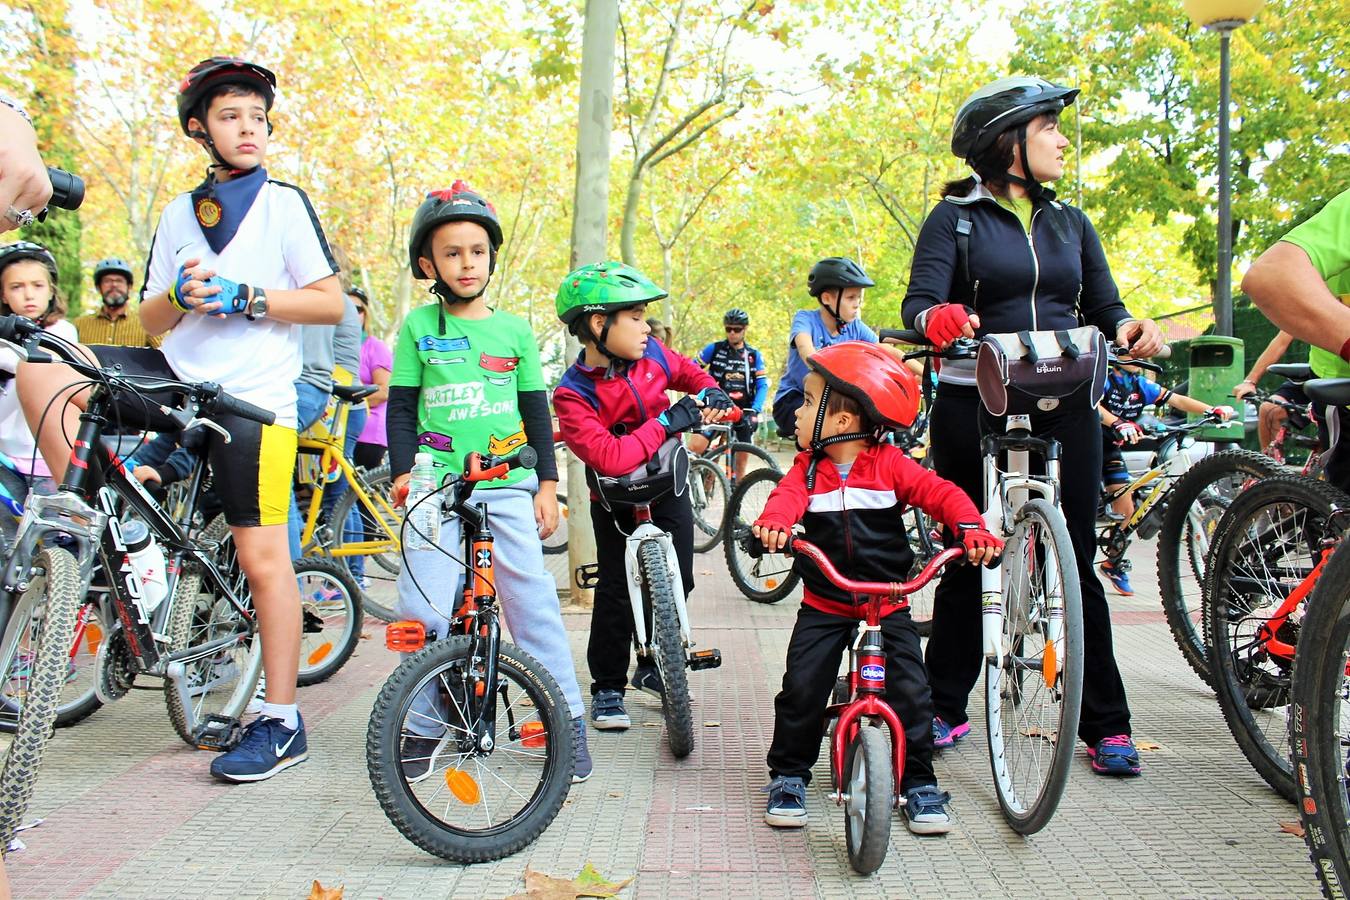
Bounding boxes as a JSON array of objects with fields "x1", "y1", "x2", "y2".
[
  {"x1": 955, "y1": 206, "x2": 973, "y2": 287},
  {"x1": 1055, "y1": 329, "x2": 1081, "y2": 359},
  {"x1": 1017, "y1": 330, "x2": 1039, "y2": 364}
]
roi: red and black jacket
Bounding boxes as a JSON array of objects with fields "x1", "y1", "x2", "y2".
[{"x1": 756, "y1": 443, "x2": 981, "y2": 618}]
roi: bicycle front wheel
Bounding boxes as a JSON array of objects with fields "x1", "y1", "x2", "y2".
[
  {"x1": 331, "y1": 463, "x2": 401, "y2": 621},
  {"x1": 985, "y1": 498, "x2": 1084, "y2": 835},
  {"x1": 1291, "y1": 540, "x2": 1350, "y2": 898},
  {"x1": 843, "y1": 723, "x2": 893, "y2": 876},
  {"x1": 723, "y1": 469, "x2": 800, "y2": 604},
  {"x1": 639, "y1": 539, "x2": 694, "y2": 758},
  {"x1": 1205, "y1": 474, "x2": 1349, "y2": 801},
  {"x1": 296, "y1": 558, "x2": 364, "y2": 686},
  {"x1": 688, "y1": 458, "x2": 729, "y2": 554},
  {"x1": 0, "y1": 547, "x2": 82, "y2": 849},
  {"x1": 366, "y1": 634, "x2": 574, "y2": 863},
  {"x1": 0, "y1": 589, "x2": 106, "y2": 733}
]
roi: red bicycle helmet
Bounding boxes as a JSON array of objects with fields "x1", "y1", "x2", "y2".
[{"x1": 807, "y1": 341, "x2": 920, "y2": 429}]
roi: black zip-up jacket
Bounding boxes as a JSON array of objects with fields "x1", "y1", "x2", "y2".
[{"x1": 901, "y1": 186, "x2": 1132, "y2": 344}]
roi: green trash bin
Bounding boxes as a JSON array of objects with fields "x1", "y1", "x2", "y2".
[{"x1": 1186, "y1": 335, "x2": 1245, "y2": 442}]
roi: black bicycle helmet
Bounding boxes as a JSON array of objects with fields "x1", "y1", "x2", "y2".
[
  {"x1": 951, "y1": 76, "x2": 1077, "y2": 195},
  {"x1": 0, "y1": 241, "x2": 58, "y2": 283},
  {"x1": 93, "y1": 257, "x2": 135, "y2": 287},
  {"x1": 723, "y1": 308, "x2": 750, "y2": 326},
  {"x1": 177, "y1": 57, "x2": 277, "y2": 136},
  {"x1": 408, "y1": 182, "x2": 504, "y2": 306},
  {"x1": 807, "y1": 257, "x2": 874, "y2": 298}
]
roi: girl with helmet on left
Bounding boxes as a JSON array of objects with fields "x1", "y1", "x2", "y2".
[{"x1": 0, "y1": 241, "x2": 77, "y2": 499}]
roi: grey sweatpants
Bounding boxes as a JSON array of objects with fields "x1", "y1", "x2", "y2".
[{"x1": 394, "y1": 475, "x2": 585, "y2": 730}]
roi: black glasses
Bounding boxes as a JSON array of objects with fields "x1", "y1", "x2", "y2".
[
  {"x1": 355, "y1": 306, "x2": 367, "y2": 314},
  {"x1": 725, "y1": 326, "x2": 744, "y2": 333}
]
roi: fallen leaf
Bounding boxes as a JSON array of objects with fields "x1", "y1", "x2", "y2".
[
  {"x1": 1135, "y1": 741, "x2": 1161, "y2": 751},
  {"x1": 685, "y1": 805, "x2": 715, "y2": 812},
  {"x1": 505, "y1": 864, "x2": 634, "y2": 899},
  {"x1": 308, "y1": 881, "x2": 344, "y2": 900},
  {"x1": 700, "y1": 570, "x2": 714, "y2": 576},
  {"x1": 1279, "y1": 821, "x2": 1306, "y2": 837},
  {"x1": 642, "y1": 722, "x2": 661, "y2": 727},
  {"x1": 359, "y1": 632, "x2": 372, "y2": 640},
  {"x1": 703, "y1": 721, "x2": 721, "y2": 727},
  {"x1": 607, "y1": 791, "x2": 623, "y2": 798},
  {"x1": 1020, "y1": 727, "x2": 1057, "y2": 741},
  {"x1": 574, "y1": 863, "x2": 635, "y2": 898}
]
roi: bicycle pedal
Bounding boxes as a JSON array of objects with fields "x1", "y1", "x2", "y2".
[
  {"x1": 575, "y1": 563, "x2": 601, "y2": 590},
  {"x1": 193, "y1": 714, "x2": 243, "y2": 752},
  {"x1": 686, "y1": 648, "x2": 721, "y2": 671}
]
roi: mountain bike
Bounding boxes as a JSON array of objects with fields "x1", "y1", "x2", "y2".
[
  {"x1": 746, "y1": 533, "x2": 962, "y2": 874},
  {"x1": 366, "y1": 446, "x2": 574, "y2": 863},
  {"x1": 0, "y1": 317, "x2": 274, "y2": 848}
]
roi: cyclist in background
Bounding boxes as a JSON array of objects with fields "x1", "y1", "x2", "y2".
[{"x1": 686, "y1": 307, "x2": 768, "y2": 480}]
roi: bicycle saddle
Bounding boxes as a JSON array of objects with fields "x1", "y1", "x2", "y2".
[
  {"x1": 1304, "y1": 378, "x2": 1350, "y2": 408},
  {"x1": 1267, "y1": 363, "x2": 1313, "y2": 382},
  {"x1": 332, "y1": 383, "x2": 378, "y2": 403}
]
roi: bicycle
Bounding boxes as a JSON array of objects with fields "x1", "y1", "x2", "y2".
[
  {"x1": 745, "y1": 533, "x2": 962, "y2": 874},
  {"x1": 366, "y1": 445, "x2": 574, "y2": 863},
  {"x1": 686, "y1": 417, "x2": 779, "y2": 554},
  {"x1": 0, "y1": 316, "x2": 275, "y2": 847},
  {"x1": 1246, "y1": 364, "x2": 1323, "y2": 475},
  {"x1": 887, "y1": 327, "x2": 1085, "y2": 833},
  {"x1": 574, "y1": 406, "x2": 736, "y2": 758}
]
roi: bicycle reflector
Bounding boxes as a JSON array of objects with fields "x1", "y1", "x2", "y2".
[
  {"x1": 520, "y1": 721, "x2": 548, "y2": 749},
  {"x1": 386, "y1": 621, "x2": 427, "y2": 653},
  {"x1": 307, "y1": 642, "x2": 333, "y2": 665},
  {"x1": 445, "y1": 767, "x2": 482, "y2": 804}
]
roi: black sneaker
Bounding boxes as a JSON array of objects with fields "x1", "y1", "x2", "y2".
[
  {"x1": 630, "y1": 664, "x2": 664, "y2": 701},
  {"x1": 572, "y1": 717, "x2": 593, "y2": 783},
  {"x1": 400, "y1": 734, "x2": 446, "y2": 783}
]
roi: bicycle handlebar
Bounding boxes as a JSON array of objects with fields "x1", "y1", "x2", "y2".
[
  {"x1": 743, "y1": 529, "x2": 965, "y2": 597},
  {"x1": 878, "y1": 327, "x2": 1172, "y2": 372},
  {"x1": 0, "y1": 314, "x2": 275, "y2": 427},
  {"x1": 465, "y1": 445, "x2": 537, "y2": 482}
]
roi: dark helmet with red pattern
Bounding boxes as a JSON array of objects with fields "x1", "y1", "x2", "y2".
[{"x1": 177, "y1": 57, "x2": 277, "y2": 137}]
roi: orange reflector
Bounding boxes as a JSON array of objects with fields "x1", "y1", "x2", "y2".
[
  {"x1": 1043, "y1": 641, "x2": 1058, "y2": 689},
  {"x1": 474, "y1": 680, "x2": 486, "y2": 697},
  {"x1": 445, "y1": 767, "x2": 481, "y2": 804},
  {"x1": 520, "y1": 721, "x2": 547, "y2": 748},
  {"x1": 562, "y1": 507, "x2": 569, "y2": 520},
  {"x1": 85, "y1": 622, "x2": 104, "y2": 655},
  {"x1": 307, "y1": 642, "x2": 333, "y2": 665},
  {"x1": 385, "y1": 620, "x2": 426, "y2": 653},
  {"x1": 766, "y1": 579, "x2": 779, "y2": 589}
]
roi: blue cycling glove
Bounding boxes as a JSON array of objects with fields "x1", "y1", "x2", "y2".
[
  {"x1": 168, "y1": 265, "x2": 195, "y2": 312},
  {"x1": 658, "y1": 396, "x2": 702, "y2": 436},
  {"x1": 168, "y1": 264, "x2": 251, "y2": 315},
  {"x1": 696, "y1": 387, "x2": 733, "y2": 411}
]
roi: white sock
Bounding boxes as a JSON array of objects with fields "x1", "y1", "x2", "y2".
[{"x1": 259, "y1": 702, "x2": 299, "y2": 730}]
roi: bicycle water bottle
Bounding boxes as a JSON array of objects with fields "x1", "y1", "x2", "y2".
[
  {"x1": 121, "y1": 519, "x2": 168, "y2": 616},
  {"x1": 404, "y1": 452, "x2": 441, "y2": 551}
]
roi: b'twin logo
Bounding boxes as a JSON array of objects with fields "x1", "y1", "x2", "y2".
[{"x1": 1035, "y1": 362, "x2": 1063, "y2": 374}]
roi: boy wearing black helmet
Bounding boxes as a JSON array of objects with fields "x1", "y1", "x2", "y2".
[
  {"x1": 16, "y1": 57, "x2": 345, "y2": 784},
  {"x1": 74, "y1": 256, "x2": 159, "y2": 348},
  {"x1": 386, "y1": 181, "x2": 592, "y2": 783},
  {"x1": 770, "y1": 258, "x2": 879, "y2": 438}
]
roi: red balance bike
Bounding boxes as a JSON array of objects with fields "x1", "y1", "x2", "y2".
[{"x1": 748, "y1": 533, "x2": 964, "y2": 874}]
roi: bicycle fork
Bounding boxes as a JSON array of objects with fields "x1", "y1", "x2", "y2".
[{"x1": 830, "y1": 623, "x2": 905, "y2": 808}]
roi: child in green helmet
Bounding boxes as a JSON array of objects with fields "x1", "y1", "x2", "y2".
[{"x1": 553, "y1": 261, "x2": 733, "y2": 732}]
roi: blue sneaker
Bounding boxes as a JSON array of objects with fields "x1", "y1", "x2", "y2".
[
  {"x1": 590, "y1": 690, "x2": 630, "y2": 731},
  {"x1": 763, "y1": 775, "x2": 808, "y2": 827},
  {"x1": 1099, "y1": 561, "x2": 1134, "y2": 596},
  {"x1": 209, "y1": 714, "x2": 308, "y2": 783},
  {"x1": 572, "y1": 717, "x2": 593, "y2": 783},
  {"x1": 903, "y1": 785, "x2": 953, "y2": 835},
  {"x1": 1087, "y1": 734, "x2": 1142, "y2": 776},
  {"x1": 932, "y1": 716, "x2": 970, "y2": 749},
  {"x1": 630, "y1": 664, "x2": 664, "y2": 701}
]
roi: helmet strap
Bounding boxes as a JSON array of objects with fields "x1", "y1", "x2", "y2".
[
  {"x1": 190, "y1": 109, "x2": 270, "y2": 178},
  {"x1": 428, "y1": 252, "x2": 492, "y2": 311},
  {"x1": 820, "y1": 290, "x2": 843, "y2": 330},
  {"x1": 803, "y1": 382, "x2": 870, "y2": 488},
  {"x1": 1006, "y1": 124, "x2": 1045, "y2": 199}
]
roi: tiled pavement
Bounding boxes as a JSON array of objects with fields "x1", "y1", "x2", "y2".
[{"x1": 4, "y1": 539, "x2": 1321, "y2": 899}]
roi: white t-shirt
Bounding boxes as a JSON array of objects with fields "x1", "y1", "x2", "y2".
[
  {"x1": 144, "y1": 179, "x2": 338, "y2": 427},
  {"x1": 0, "y1": 318, "x2": 78, "y2": 476}
]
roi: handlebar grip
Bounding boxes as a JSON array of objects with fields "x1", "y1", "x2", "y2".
[
  {"x1": 879, "y1": 328, "x2": 927, "y2": 346},
  {"x1": 46, "y1": 167, "x2": 85, "y2": 211},
  {"x1": 0, "y1": 314, "x2": 40, "y2": 344},
  {"x1": 211, "y1": 389, "x2": 276, "y2": 426},
  {"x1": 466, "y1": 446, "x2": 537, "y2": 482},
  {"x1": 724, "y1": 406, "x2": 743, "y2": 423}
]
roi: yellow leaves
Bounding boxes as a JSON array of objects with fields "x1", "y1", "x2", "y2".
[{"x1": 504, "y1": 864, "x2": 634, "y2": 900}]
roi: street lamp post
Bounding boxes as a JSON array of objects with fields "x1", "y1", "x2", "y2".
[{"x1": 1183, "y1": 0, "x2": 1265, "y2": 338}]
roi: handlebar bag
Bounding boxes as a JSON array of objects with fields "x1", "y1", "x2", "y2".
[
  {"x1": 587, "y1": 436, "x2": 689, "y2": 511},
  {"x1": 975, "y1": 326, "x2": 1107, "y2": 416}
]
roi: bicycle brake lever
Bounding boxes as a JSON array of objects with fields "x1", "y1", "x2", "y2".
[{"x1": 183, "y1": 416, "x2": 232, "y2": 444}]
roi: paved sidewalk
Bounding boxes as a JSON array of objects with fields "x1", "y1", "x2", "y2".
[{"x1": 5, "y1": 540, "x2": 1320, "y2": 898}]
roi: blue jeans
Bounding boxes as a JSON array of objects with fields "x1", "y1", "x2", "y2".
[{"x1": 287, "y1": 382, "x2": 330, "y2": 560}]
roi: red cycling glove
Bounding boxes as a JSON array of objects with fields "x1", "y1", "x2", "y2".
[
  {"x1": 956, "y1": 521, "x2": 1004, "y2": 554},
  {"x1": 1112, "y1": 420, "x2": 1143, "y2": 444},
  {"x1": 923, "y1": 304, "x2": 973, "y2": 349}
]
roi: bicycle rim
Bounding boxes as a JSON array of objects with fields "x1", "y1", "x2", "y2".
[
  {"x1": 688, "y1": 458, "x2": 728, "y2": 554},
  {"x1": 296, "y1": 559, "x2": 363, "y2": 686},
  {"x1": 985, "y1": 498, "x2": 1083, "y2": 834},
  {"x1": 723, "y1": 469, "x2": 799, "y2": 603}
]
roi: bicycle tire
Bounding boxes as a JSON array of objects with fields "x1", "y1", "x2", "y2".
[
  {"x1": 331, "y1": 463, "x2": 400, "y2": 622},
  {"x1": 1290, "y1": 540, "x2": 1350, "y2": 898},
  {"x1": 906, "y1": 508, "x2": 942, "y2": 638},
  {"x1": 985, "y1": 498, "x2": 1083, "y2": 835},
  {"x1": 843, "y1": 723, "x2": 893, "y2": 876},
  {"x1": 542, "y1": 492, "x2": 568, "y2": 556},
  {"x1": 366, "y1": 634, "x2": 573, "y2": 863},
  {"x1": 1204, "y1": 474, "x2": 1350, "y2": 801},
  {"x1": 724, "y1": 442, "x2": 780, "y2": 479},
  {"x1": 295, "y1": 557, "x2": 364, "y2": 687},
  {"x1": 0, "y1": 593, "x2": 106, "y2": 733},
  {"x1": 1156, "y1": 449, "x2": 1282, "y2": 688},
  {"x1": 639, "y1": 539, "x2": 694, "y2": 758},
  {"x1": 689, "y1": 458, "x2": 729, "y2": 554},
  {"x1": 164, "y1": 517, "x2": 262, "y2": 747},
  {"x1": 723, "y1": 469, "x2": 800, "y2": 604},
  {"x1": 0, "y1": 548, "x2": 82, "y2": 850}
]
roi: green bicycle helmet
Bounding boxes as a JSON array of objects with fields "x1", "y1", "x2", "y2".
[{"x1": 557, "y1": 262, "x2": 668, "y2": 362}]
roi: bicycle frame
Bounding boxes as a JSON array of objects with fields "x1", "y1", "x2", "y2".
[
  {"x1": 297, "y1": 431, "x2": 401, "y2": 557},
  {"x1": 1105, "y1": 433, "x2": 1197, "y2": 533}
]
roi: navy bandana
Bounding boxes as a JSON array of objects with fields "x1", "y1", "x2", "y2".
[{"x1": 190, "y1": 167, "x2": 267, "y2": 254}]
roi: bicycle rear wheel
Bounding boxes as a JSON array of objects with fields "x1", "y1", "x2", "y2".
[
  {"x1": 296, "y1": 557, "x2": 363, "y2": 686},
  {"x1": 905, "y1": 508, "x2": 942, "y2": 638},
  {"x1": 1156, "y1": 449, "x2": 1282, "y2": 688},
  {"x1": 985, "y1": 498, "x2": 1083, "y2": 835},
  {"x1": 0, "y1": 548, "x2": 82, "y2": 849},
  {"x1": 688, "y1": 458, "x2": 728, "y2": 554},
  {"x1": 1290, "y1": 540, "x2": 1350, "y2": 898},
  {"x1": 639, "y1": 539, "x2": 694, "y2": 758},
  {"x1": 843, "y1": 723, "x2": 893, "y2": 876},
  {"x1": 0, "y1": 589, "x2": 106, "y2": 733},
  {"x1": 366, "y1": 634, "x2": 574, "y2": 862},
  {"x1": 331, "y1": 463, "x2": 401, "y2": 621},
  {"x1": 726, "y1": 442, "x2": 780, "y2": 481},
  {"x1": 542, "y1": 492, "x2": 568, "y2": 556},
  {"x1": 164, "y1": 517, "x2": 262, "y2": 747},
  {"x1": 723, "y1": 469, "x2": 800, "y2": 604},
  {"x1": 1205, "y1": 474, "x2": 1349, "y2": 801}
]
